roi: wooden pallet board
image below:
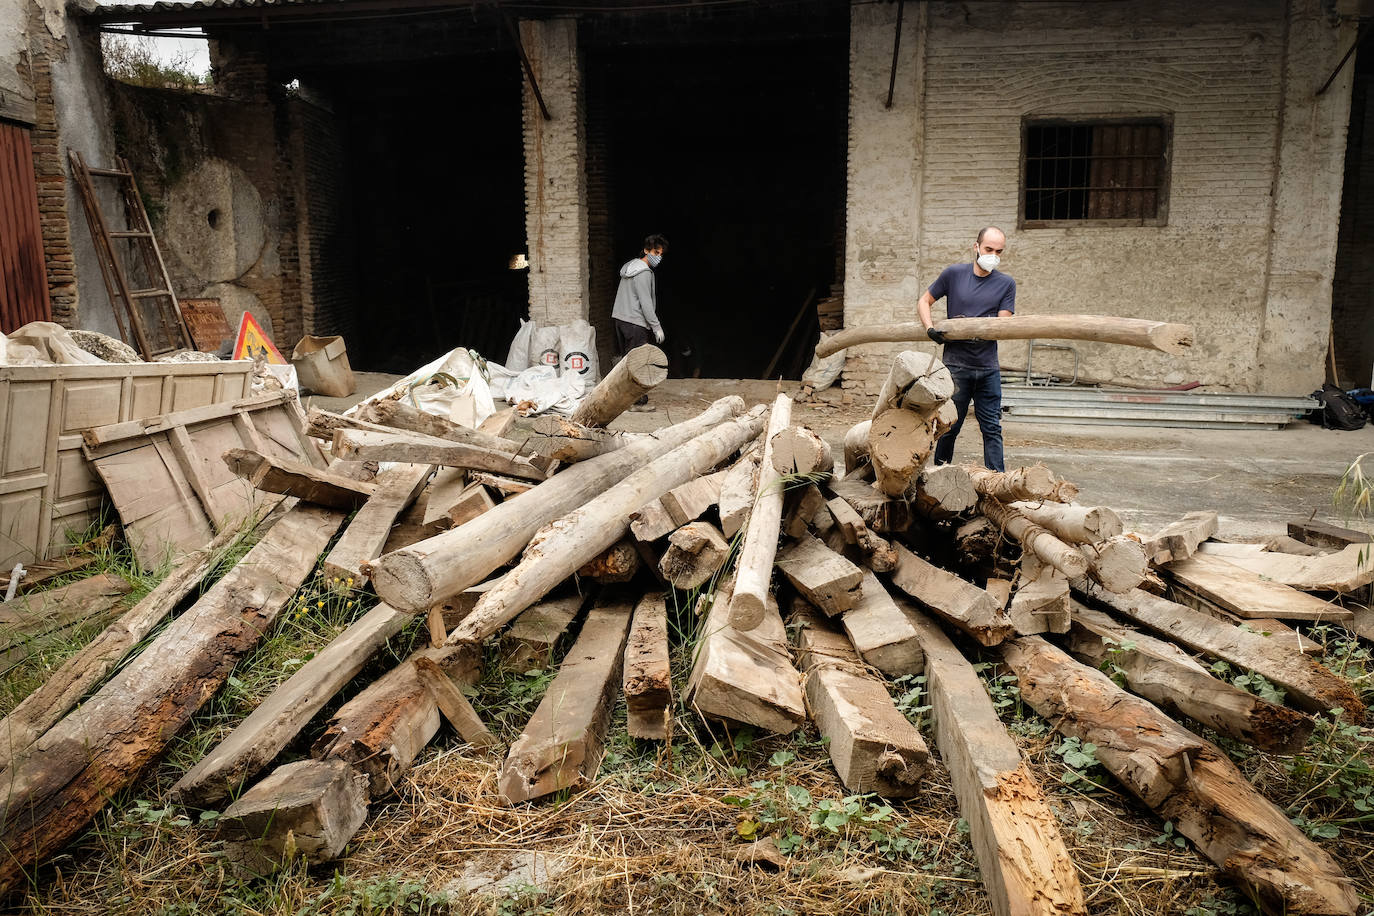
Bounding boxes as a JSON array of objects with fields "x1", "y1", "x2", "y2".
[{"x1": 1164, "y1": 553, "x2": 1352, "y2": 622}]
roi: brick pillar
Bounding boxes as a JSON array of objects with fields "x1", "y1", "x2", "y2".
[
  {"x1": 1254, "y1": 0, "x2": 1354, "y2": 393},
  {"x1": 27, "y1": 0, "x2": 77, "y2": 326},
  {"x1": 840, "y1": 0, "x2": 926, "y2": 397},
  {"x1": 519, "y1": 17, "x2": 590, "y2": 328}
]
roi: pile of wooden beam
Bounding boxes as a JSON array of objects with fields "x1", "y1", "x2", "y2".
[{"x1": 0, "y1": 342, "x2": 1366, "y2": 916}]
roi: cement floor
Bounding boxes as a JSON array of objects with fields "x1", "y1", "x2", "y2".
[{"x1": 314, "y1": 373, "x2": 1374, "y2": 539}]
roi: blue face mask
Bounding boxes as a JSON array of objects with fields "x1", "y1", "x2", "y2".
[{"x1": 646, "y1": 252, "x2": 663, "y2": 268}]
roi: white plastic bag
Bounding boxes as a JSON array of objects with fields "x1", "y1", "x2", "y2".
[
  {"x1": 530, "y1": 326, "x2": 562, "y2": 374},
  {"x1": 559, "y1": 319, "x2": 599, "y2": 385},
  {"x1": 506, "y1": 318, "x2": 535, "y2": 372},
  {"x1": 504, "y1": 365, "x2": 586, "y2": 416},
  {"x1": 801, "y1": 332, "x2": 846, "y2": 391}
]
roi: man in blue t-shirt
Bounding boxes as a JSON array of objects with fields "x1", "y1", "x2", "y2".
[{"x1": 917, "y1": 226, "x2": 1016, "y2": 472}]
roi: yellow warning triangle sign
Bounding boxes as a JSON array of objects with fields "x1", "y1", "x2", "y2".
[{"x1": 232, "y1": 311, "x2": 286, "y2": 365}]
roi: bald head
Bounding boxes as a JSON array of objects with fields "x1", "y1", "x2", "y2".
[{"x1": 976, "y1": 226, "x2": 1005, "y2": 248}]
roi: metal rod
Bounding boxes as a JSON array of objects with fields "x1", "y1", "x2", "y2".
[
  {"x1": 1317, "y1": 22, "x2": 1368, "y2": 97},
  {"x1": 885, "y1": 0, "x2": 904, "y2": 110},
  {"x1": 502, "y1": 9, "x2": 552, "y2": 121}
]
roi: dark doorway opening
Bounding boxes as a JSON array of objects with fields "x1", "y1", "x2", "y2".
[
  {"x1": 1333, "y1": 44, "x2": 1374, "y2": 390},
  {"x1": 311, "y1": 54, "x2": 527, "y2": 373},
  {"x1": 585, "y1": 26, "x2": 848, "y2": 380}
]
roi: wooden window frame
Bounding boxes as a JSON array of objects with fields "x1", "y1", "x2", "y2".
[{"x1": 1018, "y1": 115, "x2": 1173, "y2": 229}]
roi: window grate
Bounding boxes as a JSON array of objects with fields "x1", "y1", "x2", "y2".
[{"x1": 1023, "y1": 120, "x2": 1168, "y2": 223}]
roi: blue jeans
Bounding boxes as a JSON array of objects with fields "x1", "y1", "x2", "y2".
[{"x1": 933, "y1": 366, "x2": 1005, "y2": 472}]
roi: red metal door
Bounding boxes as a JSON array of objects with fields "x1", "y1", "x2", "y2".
[{"x1": 0, "y1": 121, "x2": 51, "y2": 333}]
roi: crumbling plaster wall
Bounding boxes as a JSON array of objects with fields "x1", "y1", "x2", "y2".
[
  {"x1": 1, "y1": 0, "x2": 36, "y2": 124},
  {"x1": 843, "y1": 0, "x2": 1351, "y2": 396},
  {"x1": 520, "y1": 17, "x2": 591, "y2": 330}
]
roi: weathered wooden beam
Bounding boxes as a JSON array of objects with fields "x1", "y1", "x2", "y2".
[
  {"x1": 1288, "y1": 518, "x2": 1372, "y2": 551},
  {"x1": 332, "y1": 428, "x2": 547, "y2": 481},
  {"x1": 498, "y1": 594, "x2": 584, "y2": 670},
  {"x1": 1143, "y1": 510, "x2": 1218, "y2": 565},
  {"x1": 826, "y1": 497, "x2": 897, "y2": 572},
  {"x1": 521, "y1": 414, "x2": 635, "y2": 462},
  {"x1": 824, "y1": 476, "x2": 913, "y2": 534},
  {"x1": 224, "y1": 448, "x2": 377, "y2": 510},
  {"x1": 815, "y1": 315, "x2": 1194, "y2": 358},
  {"x1": 840, "y1": 570, "x2": 923, "y2": 676},
  {"x1": 624, "y1": 594, "x2": 673, "y2": 740},
  {"x1": 1002, "y1": 636, "x2": 1356, "y2": 916},
  {"x1": 660, "y1": 521, "x2": 731, "y2": 590},
  {"x1": 888, "y1": 544, "x2": 1012, "y2": 646},
  {"x1": 775, "y1": 534, "x2": 863, "y2": 616},
  {"x1": 1008, "y1": 564, "x2": 1070, "y2": 635},
  {"x1": 0, "y1": 574, "x2": 132, "y2": 671},
  {"x1": 661, "y1": 468, "x2": 729, "y2": 527},
  {"x1": 414, "y1": 656, "x2": 496, "y2": 749},
  {"x1": 1189, "y1": 543, "x2": 1374, "y2": 596},
  {"x1": 219, "y1": 759, "x2": 370, "y2": 871},
  {"x1": 323, "y1": 463, "x2": 434, "y2": 583}
]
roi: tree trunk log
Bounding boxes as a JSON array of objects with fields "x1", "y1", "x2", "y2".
[
  {"x1": 870, "y1": 350, "x2": 953, "y2": 416},
  {"x1": 815, "y1": 315, "x2": 1194, "y2": 358},
  {"x1": 332, "y1": 428, "x2": 547, "y2": 481},
  {"x1": 569, "y1": 344, "x2": 669, "y2": 427},
  {"x1": 912, "y1": 465, "x2": 978, "y2": 520},
  {"x1": 451, "y1": 407, "x2": 767, "y2": 643},
  {"x1": 868, "y1": 409, "x2": 936, "y2": 498},
  {"x1": 729, "y1": 394, "x2": 794, "y2": 630},
  {"x1": 1078, "y1": 534, "x2": 1148, "y2": 594},
  {"x1": 842, "y1": 420, "x2": 871, "y2": 475},
  {"x1": 367, "y1": 396, "x2": 745, "y2": 612},
  {"x1": 966, "y1": 464, "x2": 1079, "y2": 503},
  {"x1": 1002, "y1": 636, "x2": 1356, "y2": 916},
  {"x1": 770, "y1": 425, "x2": 834, "y2": 477},
  {"x1": 826, "y1": 497, "x2": 897, "y2": 572},
  {"x1": 718, "y1": 450, "x2": 761, "y2": 538},
  {"x1": 1007, "y1": 502, "x2": 1123, "y2": 544},
  {"x1": 315, "y1": 403, "x2": 525, "y2": 455},
  {"x1": 980, "y1": 498, "x2": 1091, "y2": 579},
  {"x1": 521, "y1": 415, "x2": 636, "y2": 463}
]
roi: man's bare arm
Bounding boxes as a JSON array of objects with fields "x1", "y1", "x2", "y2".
[
  {"x1": 918, "y1": 290, "x2": 936, "y2": 329},
  {"x1": 998, "y1": 309, "x2": 1013, "y2": 318}
]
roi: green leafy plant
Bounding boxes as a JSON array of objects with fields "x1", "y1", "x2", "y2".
[{"x1": 1053, "y1": 736, "x2": 1103, "y2": 787}]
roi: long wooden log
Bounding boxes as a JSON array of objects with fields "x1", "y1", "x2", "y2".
[
  {"x1": 451, "y1": 407, "x2": 767, "y2": 643},
  {"x1": 170, "y1": 602, "x2": 411, "y2": 806},
  {"x1": 870, "y1": 350, "x2": 953, "y2": 416},
  {"x1": 224, "y1": 448, "x2": 377, "y2": 510},
  {"x1": 522, "y1": 415, "x2": 635, "y2": 462},
  {"x1": 912, "y1": 464, "x2": 978, "y2": 520},
  {"x1": 1002, "y1": 637, "x2": 1356, "y2": 916},
  {"x1": 980, "y1": 497, "x2": 1091, "y2": 579},
  {"x1": 793, "y1": 603, "x2": 929, "y2": 797},
  {"x1": 888, "y1": 543, "x2": 1012, "y2": 646},
  {"x1": 1008, "y1": 501, "x2": 1123, "y2": 544},
  {"x1": 368, "y1": 397, "x2": 745, "y2": 611},
  {"x1": 1075, "y1": 581, "x2": 1365, "y2": 724},
  {"x1": 332, "y1": 428, "x2": 547, "y2": 481},
  {"x1": 0, "y1": 503, "x2": 345, "y2": 895},
  {"x1": 815, "y1": 315, "x2": 1194, "y2": 358},
  {"x1": 499, "y1": 601, "x2": 633, "y2": 803},
  {"x1": 1066, "y1": 603, "x2": 1312, "y2": 754},
  {"x1": 323, "y1": 463, "x2": 434, "y2": 583},
  {"x1": 1078, "y1": 534, "x2": 1148, "y2": 594},
  {"x1": 840, "y1": 570, "x2": 923, "y2": 676},
  {"x1": 570, "y1": 344, "x2": 668, "y2": 427},
  {"x1": 904, "y1": 608, "x2": 1088, "y2": 916},
  {"x1": 729, "y1": 394, "x2": 793, "y2": 630},
  {"x1": 966, "y1": 465, "x2": 1078, "y2": 503},
  {"x1": 355, "y1": 399, "x2": 527, "y2": 453}
]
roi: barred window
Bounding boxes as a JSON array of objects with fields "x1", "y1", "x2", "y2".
[{"x1": 1021, "y1": 119, "x2": 1170, "y2": 226}]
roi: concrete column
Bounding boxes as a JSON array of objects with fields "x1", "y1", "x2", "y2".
[
  {"x1": 520, "y1": 17, "x2": 590, "y2": 328},
  {"x1": 840, "y1": 0, "x2": 926, "y2": 397},
  {"x1": 1255, "y1": 0, "x2": 1354, "y2": 393}
]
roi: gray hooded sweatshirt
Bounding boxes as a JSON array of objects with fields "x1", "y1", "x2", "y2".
[{"x1": 611, "y1": 258, "x2": 663, "y2": 337}]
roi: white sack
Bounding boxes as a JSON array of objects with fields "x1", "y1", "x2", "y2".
[
  {"x1": 530, "y1": 326, "x2": 562, "y2": 374},
  {"x1": 558, "y1": 319, "x2": 599, "y2": 385},
  {"x1": 505, "y1": 318, "x2": 535, "y2": 372},
  {"x1": 503, "y1": 365, "x2": 587, "y2": 417},
  {"x1": 801, "y1": 332, "x2": 846, "y2": 391}
]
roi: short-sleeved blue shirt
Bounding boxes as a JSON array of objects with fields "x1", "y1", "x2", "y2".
[{"x1": 927, "y1": 262, "x2": 1016, "y2": 369}]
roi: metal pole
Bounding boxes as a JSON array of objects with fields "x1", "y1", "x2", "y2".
[{"x1": 885, "y1": 0, "x2": 905, "y2": 109}]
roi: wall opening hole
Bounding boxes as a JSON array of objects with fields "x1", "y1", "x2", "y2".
[{"x1": 207, "y1": 208, "x2": 221, "y2": 229}]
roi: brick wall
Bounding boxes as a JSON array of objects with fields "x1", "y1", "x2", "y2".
[
  {"x1": 26, "y1": 0, "x2": 75, "y2": 326},
  {"x1": 288, "y1": 94, "x2": 356, "y2": 343},
  {"x1": 520, "y1": 17, "x2": 591, "y2": 329},
  {"x1": 584, "y1": 60, "x2": 616, "y2": 372}
]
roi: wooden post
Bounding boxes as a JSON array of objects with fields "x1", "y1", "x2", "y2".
[
  {"x1": 332, "y1": 428, "x2": 547, "y2": 480},
  {"x1": 888, "y1": 544, "x2": 1012, "y2": 646},
  {"x1": 323, "y1": 463, "x2": 434, "y2": 583},
  {"x1": 624, "y1": 594, "x2": 673, "y2": 740},
  {"x1": 729, "y1": 393, "x2": 793, "y2": 630},
  {"x1": 660, "y1": 522, "x2": 731, "y2": 590},
  {"x1": 570, "y1": 344, "x2": 668, "y2": 427},
  {"x1": 840, "y1": 571, "x2": 924, "y2": 677},
  {"x1": 775, "y1": 534, "x2": 863, "y2": 616}
]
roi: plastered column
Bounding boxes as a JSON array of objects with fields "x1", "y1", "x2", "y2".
[
  {"x1": 1256, "y1": 0, "x2": 1354, "y2": 393},
  {"x1": 840, "y1": 0, "x2": 926, "y2": 397},
  {"x1": 520, "y1": 17, "x2": 590, "y2": 328}
]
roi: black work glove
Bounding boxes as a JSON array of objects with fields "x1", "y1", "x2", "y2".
[{"x1": 926, "y1": 327, "x2": 948, "y2": 345}]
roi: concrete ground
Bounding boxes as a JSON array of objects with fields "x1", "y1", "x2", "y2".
[{"x1": 311, "y1": 372, "x2": 1374, "y2": 540}]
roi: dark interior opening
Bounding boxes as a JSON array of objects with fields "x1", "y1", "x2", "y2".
[
  {"x1": 585, "y1": 29, "x2": 848, "y2": 379},
  {"x1": 310, "y1": 54, "x2": 528, "y2": 373},
  {"x1": 1333, "y1": 45, "x2": 1374, "y2": 390}
]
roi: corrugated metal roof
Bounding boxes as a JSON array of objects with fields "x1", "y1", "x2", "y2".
[{"x1": 93, "y1": 0, "x2": 350, "y2": 15}]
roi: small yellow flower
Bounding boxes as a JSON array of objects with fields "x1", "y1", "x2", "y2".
[
  {"x1": 317, "y1": 600, "x2": 324, "y2": 609},
  {"x1": 346, "y1": 578, "x2": 354, "y2": 587}
]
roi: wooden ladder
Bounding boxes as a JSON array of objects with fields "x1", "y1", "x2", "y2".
[{"x1": 69, "y1": 150, "x2": 191, "y2": 358}]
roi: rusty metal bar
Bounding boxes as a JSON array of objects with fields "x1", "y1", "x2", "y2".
[
  {"x1": 502, "y1": 9, "x2": 552, "y2": 121},
  {"x1": 885, "y1": 0, "x2": 904, "y2": 110}
]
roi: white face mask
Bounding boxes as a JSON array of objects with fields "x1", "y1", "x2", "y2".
[{"x1": 976, "y1": 252, "x2": 1000, "y2": 272}]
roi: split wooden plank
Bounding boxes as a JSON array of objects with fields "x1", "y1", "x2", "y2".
[
  {"x1": 219, "y1": 758, "x2": 370, "y2": 872},
  {"x1": 470, "y1": 471, "x2": 535, "y2": 496},
  {"x1": 499, "y1": 593, "x2": 584, "y2": 670},
  {"x1": 823, "y1": 476, "x2": 913, "y2": 536},
  {"x1": 729, "y1": 393, "x2": 793, "y2": 631},
  {"x1": 904, "y1": 608, "x2": 1088, "y2": 916},
  {"x1": 1164, "y1": 585, "x2": 1326, "y2": 656},
  {"x1": 1143, "y1": 510, "x2": 1218, "y2": 565},
  {"x1": 793, "y1": 603, "x2": 928, "y2": 797},
  {"x1": 660, "y1": 521, "x2": 730, "y2": 591},
  {"x1": 569, "y1": 344, "x2": 669, "y2": 427},
  {"x1": 368, "y1": 397, "x2": 747, "y2": 612},
  {"x1": 420, "y1": 467, "x2": 468, "y2": 530},
  {"x1": 0, "y1": 503, "x2": 345, "y2": 895},
  {"x1": 1288, "y1": 518, "x2": 1372, "y2": 551},
  {"x1": 687, "y1": 573, "x2": 806, "y2": 735},
  {"x1": 888, "y1": 543, "x2": 1012, "y2": 646},
  {"x1": 775, "y1": 534, "x2": 863, "y2": 616},
  {"x1": 624, "y1": 594, "x2": 673, "y2": 740},
  {"x1": 499, "y1": 601, "x2": 634, "y2": 803},
  {"x1": 1008, "y1": 565, "x2": 1070, "y2": 636},
  {"x1": 1164, "y1": 553, "x2": 1352, "y2": 622},
  {"x1": 1002, "y1": 637, "x2": 1357, "y2": 916},
  {"x1": 1189, "y1": 543, "x2": 1374, "y2": 595},
  {"x1": 1066, "y1": 602, "x2": 1313, "y2": 754},
  {"x1": 629, "y1": 498, "x2": 680, "y2": 542},
  {"x1": 413, "y1": 656, "x2": 496, "y2": 749},
  {"x1": 840, "y1": 571, "x2": 923, "y2": 676},
  {"x1": 224, "y1": 447, "x2": 377, "y2": 510},
  {"x1": 718, "y1": 450, "x2": 761, "y2": 538},
  {"x1": 332, "y1": 427, "x2": 547, "y2": 481},
  {"x1": 814, "y1": 315, "x2": 1194, "y2": 358},
  {"x1": 322, "y1": 463, "x2": 434, "y2": 583},
  {"x1": 1075, "y1": 581, "x2": 1365, "y2": 724},
  {"x1": 171, "y1": 602, "x2": 411, "y2": 806}
]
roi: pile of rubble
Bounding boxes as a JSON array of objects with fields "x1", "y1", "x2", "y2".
[{"x1": 0, "y1": 342, "x2": 1368, "y2": 915}]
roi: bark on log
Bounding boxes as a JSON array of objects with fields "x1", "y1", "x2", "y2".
[
  {"x1": 1002, "y1": 636, "x2": 1356, "y2": 916},
  {"x1": 815, "y1": 315, "x2": 1194, "y2": 358},
  {"x1": 1007, "y1": 502, "x2": 1123, "y2": 544},
  {"x1": 888, "y1": 544, "x2": 1013, "y2": 646},
  {"x1": 354, "y1": 399, "x2": 527, "y2": 453},
  {"x1": 499, "y1": 601, "x2": 633, "y2": 803},
  {"x1": 322, "y1": 463, "x2": 434, "y2": 583},
  {"x1": 452, "y1": 407, "x2": 767, "y2": 643},
  {"x1": 224, "y1": 448, "x2": 377, "y2": 510},
  {"x1": 904, "y1": 608, "x2": 1088, "y2": 916},
  {"x1": 368, "y1": 396, "x2": 745, "y2": 611},
  {"x1": 793, "y1": 603, "x2": 929, "y2": 797},
  {"x1": 1143, "y1": 510, "x2": 1218, "y2": 565},
  {"x1": 660, "y1": 521, "x2": 731, "y2": 590},
  {"x1": 1079, "y1": 534, "x2": 1148, "y2": 594},
  {"x1": 520, "y1": 415, "x2": 635, "y2": 463},
  {"x1": 332, "y1": 428, "x2": 547, "y2": 481},
  {"x1": 0, "y1": 503, "x2": 345, "y2": 895},
  {"x1": 966, "y1": 464, "x2": 1078, "y2": 503},
  {"x1": 625, "y1": 594, "x2": 673, "y2": 740},
  {"x1": 171, "y1": 602, "x2": 411, "y2": 806},
  {"x1": 570, "y1": 344, "x2": 669, "y2": 427},
  {"x1": 981, "y1": 497, "x2": 1091, "y2": 580},
  {"x1": 1066, "y1": 603, "x2": 1313, "y2": 754},
  {"x1": 1075, "y1": 581, "x2": 1365, "y2": 724},
  {"x1": 842, "y1": 420, "x2": 871, "y2": 476},
  {"x1": 868, "y1": 408, "x2": 936, "y2": 499},
  {"x1": 775, "y1": 534, "x2": 864, "y2": 616},
  {"x1": 729, "y1": 394, "x2": 794, "y2": 630},
  {"x1": 576, "y1": 538, "x2": 642, "y2": 583},
  {"x1": 912, "y1": 464, "x2": 978, "y2": 520},
  {"x1": 840, "y1": 570, "x2": 923, "y2": 677}
]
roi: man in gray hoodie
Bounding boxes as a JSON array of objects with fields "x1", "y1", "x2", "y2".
[{"x1": 612, "y1": 233, "x2": 668, "y2": 356}]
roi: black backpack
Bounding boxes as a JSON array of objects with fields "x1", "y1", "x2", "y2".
[{"x1": 1309, "y1": 384, "x2": 1368, "y2": 431}]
